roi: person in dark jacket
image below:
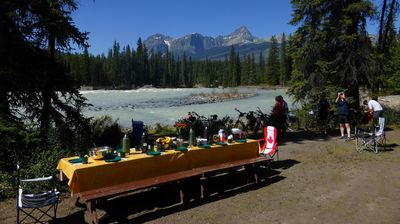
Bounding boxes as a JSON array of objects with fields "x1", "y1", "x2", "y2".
[
  {"x1": 318, "y1": 95, "x2": 330, "y2": 135},
  {"x1": 335, "y1": 92, "x2": 351, "y2": 140},
  {"x1": 271, "y1": 95, "x2": 289, "y2": 134}
]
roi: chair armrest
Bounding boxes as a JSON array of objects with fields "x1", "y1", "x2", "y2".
[{"x1": 20, "y1": 176, "x2": 53, "y2": 182}]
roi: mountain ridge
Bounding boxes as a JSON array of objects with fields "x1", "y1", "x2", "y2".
[{"x1": 143, "y1": 26, "x2": 272, "y2": 61}]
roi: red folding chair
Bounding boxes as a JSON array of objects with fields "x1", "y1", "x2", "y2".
[{"x1": 258, "y1": 126, "x2": 279, "y2": 160}]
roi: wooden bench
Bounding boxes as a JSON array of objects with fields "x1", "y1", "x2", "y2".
[{"x1": 78, "y1": 156, "x2": 272, "y2": 224}]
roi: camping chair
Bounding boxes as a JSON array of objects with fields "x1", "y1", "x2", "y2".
[
  {"x1": 16, "y1": 164, "x2": 60, "y2": 224},
  {"x1": 258, "y1": 126, "x2": 279, "y2": 160},
  {"x1": 355, "y1": 117, "x2": 386, "y2": 153}
]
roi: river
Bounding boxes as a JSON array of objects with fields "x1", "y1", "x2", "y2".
[{"x1": 81, "y1": 87, "x2": 290, "y2": 128}]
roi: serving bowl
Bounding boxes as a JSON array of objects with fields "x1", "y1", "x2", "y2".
[{"x1": 89, "y1": 146, "x2": 113, "y2": 160}]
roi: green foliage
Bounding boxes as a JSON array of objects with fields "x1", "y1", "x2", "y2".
[
  {"x1": 147, "y1": 123, "x2": 177, "y2": 136},
  {"x1": 0, "y1": 170, "x2": 14, "y2": 199},
  {"x1": 90, "y1": 116, "x2": 122, "y2": 148},
  {"x1": 0, "y1": 118, "x2": 41, "y2": 172},
  {"x1": 383, "y1": 39, "x2": 400, "y2": 94},
  {"x1": 289, "y1": 0, "x2": 376, "y2": 106},
  {"x1": 265, "y1": 36, "x2": 280, "y2": 85},
  {"x1": 383, "y1": 107, "x2": 400, "y2": 128},
  {"x1": 0, "y1": 117, "x2": 72, "y2": 199}
]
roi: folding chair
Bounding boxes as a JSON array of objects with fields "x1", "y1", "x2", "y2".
[
  {"x1": 355, "y1": 117, "x2": 386, "y2": 153},
  {"x1": 16, "y1": 164, "x2": 60, "y2": 224},
  {"x1": 258, "y1": 126, "x2": 279, "y2": 160}
]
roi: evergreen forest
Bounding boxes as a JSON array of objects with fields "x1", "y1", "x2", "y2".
[{"x1": 62, "y1": 36, "x2": 291, "y2": 89}]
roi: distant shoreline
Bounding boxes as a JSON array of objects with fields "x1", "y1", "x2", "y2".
[{"x1": 78, "y1": 85, "x2": 289, "y2": 91}]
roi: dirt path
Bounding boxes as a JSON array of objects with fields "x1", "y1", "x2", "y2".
[{"x1": 2, "y1": 130, "x2": 400, "y2": 224}]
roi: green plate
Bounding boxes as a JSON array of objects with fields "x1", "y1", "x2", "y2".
[
  {"x1": 236, "y1": 139, "x2": 247, "y2": 143},
  {"x1": 216, "y1": 142, "x2": 228, "y2": 146},
  {"x1": 198, "y1": 144, "x2": 211, "y2": 148},
  {"x1": 105, "y1": 156, "x2": 121, "y2": 162},
  {"x1": 146, "y1": 151, "x2": 161, "y2": 156},
  {"x1": 69, "y1": 158, "x2": 83, "y2": 163},
  {"x1": 175, "y1": 147, "x2": 188, "y2": 151}
]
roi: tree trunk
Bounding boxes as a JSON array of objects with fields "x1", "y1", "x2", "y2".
[
  {"x1": 382, "y1": 0, "x2": 397, "y2": 53},
  {"x1": 40, "y1": 35, "x2": 56, "y2": 141},
  {"x1": 378, "y1": 0, "x2": 387, "y2": 50}
]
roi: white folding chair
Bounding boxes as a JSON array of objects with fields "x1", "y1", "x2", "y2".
[
  {"x1": 355, "y1": 117, "x2": 386, "y2": 153},
  {"x1": 16, "y1": 164, "x2": 60, "y2": 224}
]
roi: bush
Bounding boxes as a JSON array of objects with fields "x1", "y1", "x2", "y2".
[
  {"x1": 0, "y1": 117, "x2": 41, "y2": 172},
  {"x1": 148, "y1": 123, "x2": 176, "y2": 136},
  {"x1": 90, "y1": 115, "x2": 122, "y2": 148},
  {"x1": 383, "y1": 107, "x2": 400, "y2": 128},
  {"x1": 0, "y1": 170, "x2": 14, "y2": 199}
]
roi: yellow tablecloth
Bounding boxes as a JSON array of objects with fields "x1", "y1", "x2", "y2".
[{"x1": 57, "y1": 140, "x2": 259, "y2": 194}]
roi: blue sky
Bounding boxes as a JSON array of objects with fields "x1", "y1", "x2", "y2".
[{"x1": 72, "y1": 0, "x2": 386, "y2": 55}]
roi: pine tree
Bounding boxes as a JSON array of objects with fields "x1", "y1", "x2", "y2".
[
  {"x1": 289, "y1": 0, "x2": 375, "y2": 105},
  {"x1": 258, "y1": 51, "x2": 265, "y2": 83},
  {"x1": 279, "y1": 33, "x2": 288, "y2": 86},
  {"x1": 265, "y1": 36, "x2": 280, "y2": 85},
  {"x1": 0, "y1": 0, "x2": 90, "y2": 147},
  {"x1": 82, "y1": 47, "x2": 90, "y2": 85}
]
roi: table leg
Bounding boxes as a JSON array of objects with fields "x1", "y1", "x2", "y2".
[
  {"x1": 253, "y1": 164, "x2": 259, "y2": 183},
  {"x1": 177, "y1": 180, "x2": 184, "y2": 204},
  {"x1": 245, "y1": 165, "x2": 258, "y2": 183},
  {"x1": 200, "y1": 174, "x2": 205, "y2": 198},
  {"x1": 86, "y1": 201, "x2": 99, "y2": 224}
]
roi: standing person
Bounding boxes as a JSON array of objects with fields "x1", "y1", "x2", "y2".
[
  {"x1": 318, "y1": 95, "x2": 330, "y2": 135},
  {"x1": 271, "y1": 95, "x2": 289, "y2": 133},
  {"x1": 363, "y1": 97, "x2": 383, "y2": 131},
  {"x1": 336, "y1": 92, "x2": 351, "y2": 140}
]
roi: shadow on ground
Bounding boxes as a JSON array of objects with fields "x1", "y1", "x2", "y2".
[{"x1": 51, "y1": 159, "x2": 299, "y2": 224}]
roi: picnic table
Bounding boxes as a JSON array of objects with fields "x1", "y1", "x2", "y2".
[{"x1": 57, "y1": 140, "x2": 270, "y2": 223}]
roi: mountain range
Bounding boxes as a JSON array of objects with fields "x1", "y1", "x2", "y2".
[{"x1": 143, "y1": 26, "x2": 272, "y2": 61}]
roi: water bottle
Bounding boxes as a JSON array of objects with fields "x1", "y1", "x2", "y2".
[
  {"x1": 189, "y1": 128, "x2": 195, "y2": 146},
  {"x1": 218, "y1": 129, "x2": 226, "y2": 142},
  {"x1": 203, "y1": 126, "x2": 208, "y2": 140},
  {"x1": 141, "y1": 132, "x2": 147, "y2": 152},
  {"x1": 122, "y1": 133, "x2": 130, "y2": 154}
]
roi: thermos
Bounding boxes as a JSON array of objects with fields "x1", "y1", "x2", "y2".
[
  {"x1": 189, "y1": 128, "x2": 195, "y2": 146},
  {"x1": 141, "y1": 132, "x2": 147, "y2": 152},
  {"x1": 122, "y1": 133, "x2": 130, "y2": 154},
  {"x1": 203, "y1": 126, "x2": 208, "y2": 140}
]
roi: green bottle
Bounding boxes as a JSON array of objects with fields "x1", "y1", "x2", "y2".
[
  {"x1": 189, "y1": 128, "x2": 195, "y2": 146},
  {"x1": 122, "y1": 133, "x2": 130, "y2": 154}
]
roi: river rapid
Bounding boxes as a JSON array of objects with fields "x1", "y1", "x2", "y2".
[{"x1": 81, "y1": 87, "x2": 290, "y2": 128}]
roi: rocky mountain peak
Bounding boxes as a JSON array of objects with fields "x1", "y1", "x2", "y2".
[
  {"x1": 231, "y1": 26, "x2": 252, "y2": 36},
  {"x1": 224, "y1": 26, "x2": 254, "y2": 45}
]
